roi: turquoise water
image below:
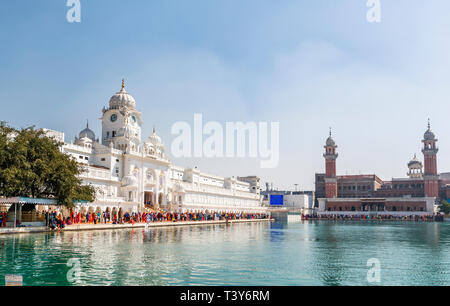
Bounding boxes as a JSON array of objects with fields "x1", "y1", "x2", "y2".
[{"x1": 0, "y1": 221, "x2": 449, "y2": 286}]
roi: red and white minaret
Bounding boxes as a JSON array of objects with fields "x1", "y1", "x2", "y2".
[
  {"x1": 422, "y1": 119, "x2": 439, "y2": 198},
  {"x1": 324, "y1": 128, "x2": 338, "y2": 198}
]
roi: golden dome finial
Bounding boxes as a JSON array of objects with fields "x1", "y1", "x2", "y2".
[{"x1": 121, "y1": 78, "x2": 125, "y2": 90}]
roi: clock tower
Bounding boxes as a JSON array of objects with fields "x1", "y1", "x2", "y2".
[{"x1": 101, "y1": 79, "x2": 143, "y2": 152}]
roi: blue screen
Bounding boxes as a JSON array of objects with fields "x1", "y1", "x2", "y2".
[{"x1": 270, "y1": 195, "x2": 284, "y2": 206}]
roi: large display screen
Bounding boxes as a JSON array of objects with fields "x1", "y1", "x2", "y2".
[{"x1": 270, "y1": 195, "x2": 284, "y2": 206}]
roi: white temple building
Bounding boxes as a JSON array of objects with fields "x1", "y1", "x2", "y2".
[{"x1": 48, "y1": 80, "x2": 263, "y2": 215}]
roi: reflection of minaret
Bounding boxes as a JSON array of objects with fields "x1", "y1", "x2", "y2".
[
  {"x1": 324, "y1": 128, "x2": 338, "y2": 198},
  {"x1": 422, "y1": 119, "x2": 439, "y2": 198},
  {"x1": 314, "y1": 226, "x2": 346, "y2": 285}
]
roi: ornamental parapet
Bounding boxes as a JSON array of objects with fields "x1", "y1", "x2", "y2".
[
  {"x1": 323, "y1": 153, "x2": 338, "y2": 159},
  {"x1": 422, "y1": 148, "x2": 439, "y2": 155}
]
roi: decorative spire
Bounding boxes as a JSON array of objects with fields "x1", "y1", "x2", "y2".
[
  {"x1": 86, "y1": 119, "x2": 89, "y2": 128},
  {"x1": 153, "y1": 126, "x2": 156, "y2": 134},
  {"x1": 427, "y1": 118, "x2": 430, "y2": 130},
  {"x1": 325, "y1": 127, "x2": 336, "y2": 147},
  {"x1": 121, "y1": 78, "x2": 125, "y2": 91}
]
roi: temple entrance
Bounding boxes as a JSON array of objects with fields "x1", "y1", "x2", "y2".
[{"x1": 144, "y1": 191, "x2": 154, "y2": 208}]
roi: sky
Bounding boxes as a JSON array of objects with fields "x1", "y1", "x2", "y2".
[{"x1": 1, "y1": 0, "x2": 450, "y2": 190}]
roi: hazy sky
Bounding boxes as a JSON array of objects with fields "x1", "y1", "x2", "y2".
[{"x1": 1, "y1": 1, "x2": 450, "y2": 190}]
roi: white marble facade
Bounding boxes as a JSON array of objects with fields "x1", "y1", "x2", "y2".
[{"x1": 54, "y1": 81, "x2": 263, "y2": 215}]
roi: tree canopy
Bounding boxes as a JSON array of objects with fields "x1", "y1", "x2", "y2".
[
  {"x1": 439, "y1": 200, "x2": 450, "y2": 215},
  {"x1": 0, "y1": 124, "x2": 96, "y2": 208}
]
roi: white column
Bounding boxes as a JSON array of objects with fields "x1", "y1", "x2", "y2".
[
  {"x1": 162, "y1": 171, "x2": 167, "y2": 207},
  {"x1": 155, "y1": 170, "x2": 160, "y2": 208}
]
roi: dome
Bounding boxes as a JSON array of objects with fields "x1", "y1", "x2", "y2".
[
  {"x1": 424, "y1": 120, "x2": 436, "y2": 140},
  {"x1": 122, "y1": 173, "x2": 138, "y2": 188},
  {"x1": 109, "y1": 79, "x2": 136, "y2": 110},
  {"x1": 325, "y1": 128, "x2": 336, "y2": 147},
  {"x1": 326, "y1": 136, "x2": 335, "y2": 147},
  {"x1": 408, "y1": 154, "x2": 422, "y2": 168},
  {"x1": 79, "y1": 121, "x2": 96, "y2": 142},
  {"x1": 147, "y1": 127, "x2": 162, "y2": 146},
  {"x1": 424, "y1": 129, "x2": 435, "y2": 141},
  {"x1": 407, "y1": 154, "x2": 423, "y2": 178}
]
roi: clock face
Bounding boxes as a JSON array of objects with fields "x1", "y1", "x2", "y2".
[{"x1": 110, "y1": 114, "x2": 117, "y2": 122}]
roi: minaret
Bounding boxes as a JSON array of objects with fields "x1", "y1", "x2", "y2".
[
  {"x1": 324, "y1": 128, "x2": 338, "y2": 198},
  {"x1": 422, "y1": 119, "x2": 439, "y2": 198}
]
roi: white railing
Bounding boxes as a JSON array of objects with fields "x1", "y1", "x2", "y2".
[
  {"x1": 64, "y1": 143, "x2": 92, "y2": 154},
  {"x1": 184, "y1": 184, "x2": 258, "y2": 199},
  {"x1": 80, "y1": 169, "x2": 119, "y2": 182}
]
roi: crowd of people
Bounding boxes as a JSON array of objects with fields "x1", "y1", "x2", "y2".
[
  {"x1": 0, "y1": 212, "x2": 6, "y2": 227},
  {"x1": 302, "y1": 213, "x2": 442, "y2": 221},
  {"x1": 45, "y1": 209, "x2": 270, "y2": 230},
  {"x1": 46, "y1": 211, "x2": 66, "y2": 230}
]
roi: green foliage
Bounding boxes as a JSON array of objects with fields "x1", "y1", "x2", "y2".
[
  {"x1": 438, "y1": 200, "x2": 450, "y2": 215},
  {"x1": 0, "y1": 124, "x2": 96, "y2": 208}
]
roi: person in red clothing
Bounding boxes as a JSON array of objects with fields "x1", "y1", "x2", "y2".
[{"x1": 2, "y1": 212, "x2": 6, "y2": 227}]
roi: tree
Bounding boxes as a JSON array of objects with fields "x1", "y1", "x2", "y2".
[
  {"x1": 0, "y1": 124, "x2": 96, "y2": 208},
  {"x1": 438, "y1": 200, "x2": 450, "y2": 215}
]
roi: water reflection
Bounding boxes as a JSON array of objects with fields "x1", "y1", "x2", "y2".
[
  {"x1": 310, "y1": 222, "x2": 346, "y2": 286},
  {"x1": 0, "y1": 221, "x2": 450, "y2": 285},
  {"x1": 269, "y1": 222, "x2": 285, "y2": 244}
]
